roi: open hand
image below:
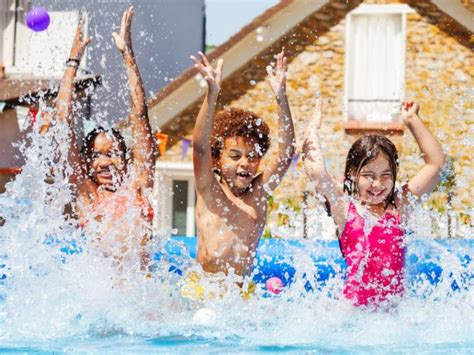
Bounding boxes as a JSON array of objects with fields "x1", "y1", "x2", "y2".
[
  {"x1": 304, "y1": 95, "x2": 323, "y2": 139},
  {"x1": 266, "y1": 50, "x2": 287, "y2": 99},
  {"x1": 302, "y1": 95, "x2": 323, "y2": 160},
  {"x1": 312, "y1": 95, "x2": 323, "y2": 130},
  {"x1": 69, "y1": 16, "x2": 92, "y2": 61},
  {"x1": 191, "y1": 51, "x2": 223, "y2": 94},
  {"x1": 401, "y1": 101, "x2": 420, "y2": 123},
  {"x1": 112, "y1": 7, "x2": 134, "y2": 54}
]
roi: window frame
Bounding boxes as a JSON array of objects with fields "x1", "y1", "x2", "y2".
[
  {"x1": 153, "y1": 161, "x2": 196, "y2": 237},
  {"x1": 0, "y1": 0, "x2": 17, "y2": 71},
  {"x1": 343, "y1": 4, "x2": 414, "y2": 128}
]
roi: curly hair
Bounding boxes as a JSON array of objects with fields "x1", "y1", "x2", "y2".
[{"x1": 211, "y1": 107, "x2": 270, "y2": 159}]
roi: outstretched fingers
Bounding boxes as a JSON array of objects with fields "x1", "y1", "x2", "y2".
[
  {"x1": 265, "y1": 64, "x2": 274, "y2": 78},
  {"x1": 266, "y1": 50, "x2": 283, "y2": 78},
  {"x1": 198, "y1": 51, "x2": 210, "y2": 67},
  {"x1": 75, "y1": 16, "x2": 88, "y2": 43},
  {"x1": 111, "y1": 31, "x2": 119, "y2": 43},
  {"x1": 266, "y1": 49, "x2": 288, "y2": 96},
  {"x1": 313, "y1": 95, "x2": 323, "y2": 130},
  {"x1": 111, "y1": 12, "x2": 125, "y2": 44},
  {"x1": 124, "y1": 6, "x2": 134, "y2": 32},
  {"x1": 304, "y1": 95, "x2": 323, "y2": 142},
  {"x1": 216, "y1": 58, "x2": 224, "y2": 74},
  {"x1": 191, "y1": 52, "x2": 223, "y2": 90},
  {"x1": 215, "y1": 58, "x2": 224, "y2": 85},
  {"x1": 76, "y1": 17, "x2": 84, "y2": 38},
  {"x1": 120, "y1": 8, "x2": 127, "y2": 31},
  {"x1": 277, "y1": 50, "x2": 285, "y2": 72},
  {"x1": 112, "y1": 6, "x2": 135, "y2": 53},
  {"x1": 302, "y1": 96, "x2": 323, "y2": 163},
  {"x1": 190, "y1": 55, "x2": 207, "y2": 75},
  {"x1": 70, "y1": 16, "x2": 92, "y2": 60}
]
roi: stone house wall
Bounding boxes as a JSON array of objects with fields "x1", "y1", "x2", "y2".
[{"x1": 160, "y1": 1, "x2": 473, "y2": 238}]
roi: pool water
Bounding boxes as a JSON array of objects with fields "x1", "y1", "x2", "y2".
[
  {"x1": 0, "y1": 236, "x2": 472, "y2": 353},
  {"x1": 1, "y1": 336, "x2": 473, "y2": 354}
]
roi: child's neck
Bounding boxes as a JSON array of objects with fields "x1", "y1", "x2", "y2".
[
  {"x1": 97, "y1": 183, "x2": 124, "y2": 197},
  {"x1": 222, "y1": 178, "x2": 250, "y2": 197},
  {"x1": 359, "y1": 200, "x2": 389, "y2": 218},
  {"x1": 214, "y1": 168, "x2": 252, "y2": 197}
]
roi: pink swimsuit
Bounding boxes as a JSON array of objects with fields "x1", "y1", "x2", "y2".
[{"x1": 340, "y1": 202, "x2": 405, "y2": 306}]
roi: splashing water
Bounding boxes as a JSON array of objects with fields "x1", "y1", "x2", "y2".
[
  {"x1": 0, "y1": 122, "x2": 472, "y2": 352},
  {"x1": 0, "y1": 10, "x2": 473, "y2": 350}
]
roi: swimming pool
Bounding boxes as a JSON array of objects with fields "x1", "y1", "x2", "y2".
[{"x1": 1, "y1": 236, "x2": 473, "y2": 353}]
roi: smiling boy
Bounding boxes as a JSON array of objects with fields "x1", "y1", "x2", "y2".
[{"x1": 190, "y1": 51, "x2": 295, "y2": 284}]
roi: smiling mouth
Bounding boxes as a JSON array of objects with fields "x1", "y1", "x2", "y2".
[
  {"x1": 236, "y1": 171, "x2": 252, "y2": 180},
  {"x1": 97, "y1": 169, "x2": 114, "y2": 180},
  {"x1": 368, "y1": 190, "x2": 384, "y2": 197}
]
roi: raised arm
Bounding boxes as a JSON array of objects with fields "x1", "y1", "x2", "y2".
[
  {"x1": 43, "y1": 18, "x2": 91, "y2": 188},
  {"x1": 191, "y1": 52, "x2": 223, "y2": 194},
  {"x1": 112, "y1": 7, "x2": 155, "y2": 190},
  {"x1": 262, "y1": 50, "x2": 296, "y2": 192},
  {"x1": 302, "y1": 96, "x2": 346, "y2": 233},
  {"x1": 402, "y1": 102, "x2": 446, "y2": 200}
]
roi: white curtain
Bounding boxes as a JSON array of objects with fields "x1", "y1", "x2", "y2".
[{"x1": 348, "y1": 13, "x2": 403, "y2": 122}]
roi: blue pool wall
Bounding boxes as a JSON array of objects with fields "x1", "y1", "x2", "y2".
[
  {"x1": 1, "y1": 237, "x2": 472, "y2": 293},
  {"x1": 158, "y1": 236, "x2": 473, "y2": 292}
]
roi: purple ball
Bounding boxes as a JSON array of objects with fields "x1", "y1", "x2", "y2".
[{"x1": 26, "y1": 7, "x2": 50, "y2": 32}]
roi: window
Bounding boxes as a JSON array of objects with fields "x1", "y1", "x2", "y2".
[
  {"x1": 154, "y1": 162, "x2": 196, "y2": 237},
  {"x1": 1, "y1": 1, "x2": 84, "y2": 76},
  {"x1": 344, "y1": 5, "x2": 413, "y2": 123},
  {"x1": 172, "y1": 180, "x2": 195, "y2": 236}
]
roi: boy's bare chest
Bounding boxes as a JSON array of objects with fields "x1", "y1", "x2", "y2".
[
  {"x1": 199, "y1": 185, "x2": 267, "y2": 225},
  {"x1": 196, "y1": 197, "x2": 266, "y2": 249}
]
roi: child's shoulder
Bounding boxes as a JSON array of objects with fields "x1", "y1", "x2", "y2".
[
  {"x1": 250, "y1": 172, "x2": 269, "y2": 193},
  {"x1": 386, "y1": 203, "x2": 400, "y2": 218},
  {"x1": 393, "y1": 182, "x2": 411, "y2": 211}
]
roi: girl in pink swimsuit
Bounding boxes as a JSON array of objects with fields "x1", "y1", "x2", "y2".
[
  {"x1": 303, "y1": 98, "x2": 445, "y2": 307},
  {"x1": 339, "y1": 198, "x2": 405, "y2": 306}
]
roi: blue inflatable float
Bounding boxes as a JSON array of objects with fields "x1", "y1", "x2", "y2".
[
  {"x1": 157, "y1": 236, "x2": 474, "y2": 293},
  {"x1": 1, "y1": 237, "x2": 472, "y2": 294}
]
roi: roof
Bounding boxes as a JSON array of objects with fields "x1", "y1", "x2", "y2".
[
  {"x1": 147, "y1": 0, "x2": 472, "y2": 143},
  {"x1": 0, "y1": 75, "x2": 101, "y2": 102}
]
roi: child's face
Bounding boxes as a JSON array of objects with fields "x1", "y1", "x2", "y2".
[
  {"x1": 87, "y1": 132, "x2": 126, "y2": 190},
  {"x1": 356, "y1": 153, "x2": 394, "y2": 206},
  {"x1": 216, "y1": 136, "x2": 261, "y2": 194}
]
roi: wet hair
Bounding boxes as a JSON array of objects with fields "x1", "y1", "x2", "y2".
[
  {"x1": 343, "y1": 135, "x2": 399, "y2": 206},
  {"x1": 81, "y1": 127, "x2": 128, "y2": 166},
  {"x1": 211, "y1": 107, "x2": 270, "y2": 159}
]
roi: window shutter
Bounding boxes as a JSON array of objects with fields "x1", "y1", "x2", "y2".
[
  {"x1": 0, "y1": 0, "x2": 16, "y2": 68},
  {"x1": 347, "y1": 12, "x2": 404, "y2": 122}
]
